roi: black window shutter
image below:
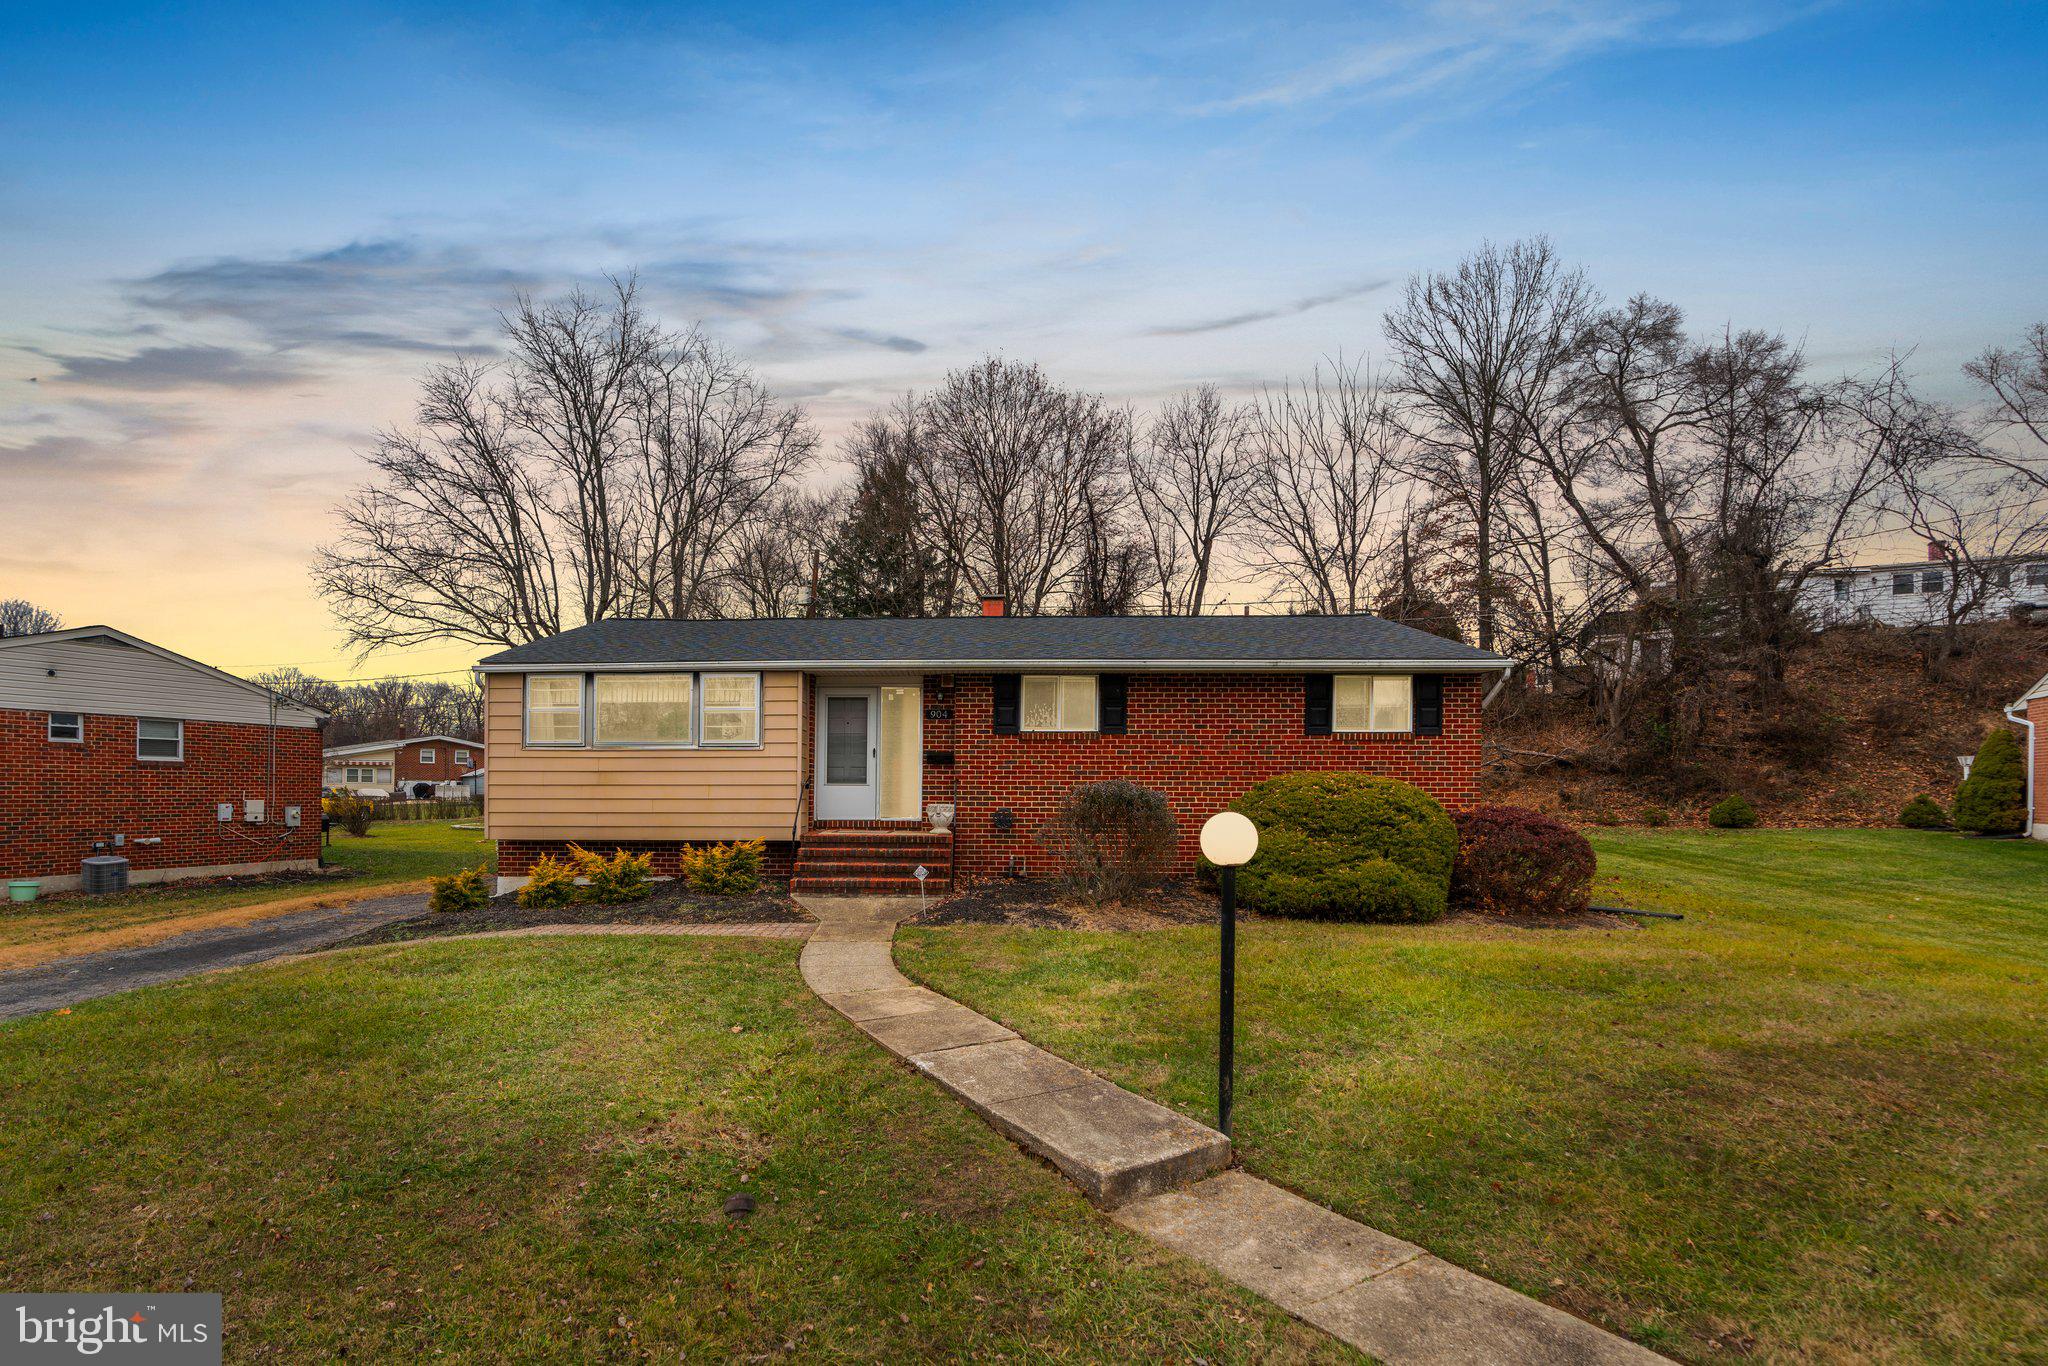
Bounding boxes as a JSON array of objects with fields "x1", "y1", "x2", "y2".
[
  {"x1": 1304, "y1": 675, "x2": 1333, "y2": 735},
  {"x1": 992, "y1": 674, "x2": 1021, "y2": 734},
  {"x1": 1098, "y1": 674, "x2": 1128, "y2": 734},
  {"x1": 1414, "y1": 674, "x2": 1444, "y2": 736}
]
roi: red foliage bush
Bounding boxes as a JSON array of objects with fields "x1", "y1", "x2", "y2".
[{"x1": 1451, "y1": 805, "x2": 1597, "y2": 918}]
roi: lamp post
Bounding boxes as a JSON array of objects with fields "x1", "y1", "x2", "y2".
[{"x1": 1199, "y1": 810, "x2": 1259, "y2": 1139}]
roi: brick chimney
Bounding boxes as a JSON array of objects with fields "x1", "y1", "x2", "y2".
[
  {"x1": 980, "y1": 595, "x2": 1008, "y2": 617},
  {"x1": 1927, "y1": 539, "x2": 1948, "y2": 562}
]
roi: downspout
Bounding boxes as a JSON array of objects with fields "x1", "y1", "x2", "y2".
[
  {"x1": 2004, "y1": 700, "x2": 2037, "y2": 839},
  {"x1": 1480, "y1": 662, "x2": 1516, "y2": 709}
]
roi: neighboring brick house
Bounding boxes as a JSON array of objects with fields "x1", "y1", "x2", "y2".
[
  {"x1": 323, "y1": 735, "x2": 480, "y2": 796},
  {"x1": 476, "y1": 603, "x2": 1509, "y2": 896},
  {"x1": 0, "y1": 626, "x2": 325, "y2": 892},
  {"x1": 2011, "y1": 671, "x2": 2047, "y2": 841}
]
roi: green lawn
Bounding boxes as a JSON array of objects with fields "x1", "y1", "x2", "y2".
[
  {"x1": 0, "y1": 935, "x2": 1340, "y2": 1362},
  {"x1": 0, "y1": 821, "x2": 491, "y2": 968},
  {"x1": 900, "y1": 830, "x2": 2048, "y2": 1363}
]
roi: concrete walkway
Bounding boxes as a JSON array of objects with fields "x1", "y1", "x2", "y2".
[{"x1": 797, "y1": 893, "x2": 1666, "y2": 1365}]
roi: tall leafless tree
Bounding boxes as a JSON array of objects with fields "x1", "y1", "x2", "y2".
[
  {"x1": 1127, "y1": 385, "x2": 1259, "y2": 614},
  {"x1": 0, "y1": 599, "x2": 64, "y2": 636},
  {"x1": 911, "y1": 358, "x2": 1129, "y2": 615},
  {"x1": 1965, "y1": 322, "x2": 2048, "y2": 492},
  {"x1": 1240, "y1": 360, "x2": 1407, "y2": 615},
  {"x1": 1384, "y1": 237, "x2": 1595, "y2": 650}
]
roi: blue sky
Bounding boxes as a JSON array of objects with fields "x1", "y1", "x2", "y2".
[{"x1": 2, "y1": 0, "x2": 2044, "y2": 676}]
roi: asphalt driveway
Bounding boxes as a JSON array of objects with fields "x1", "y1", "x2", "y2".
[{"x1": 0, "y1": 893, "x2": 428, "y2": 1023}]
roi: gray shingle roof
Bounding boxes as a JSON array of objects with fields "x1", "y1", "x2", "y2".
[{"x1": 477, "y1": 615, "x2": 1509, "y2": 671}]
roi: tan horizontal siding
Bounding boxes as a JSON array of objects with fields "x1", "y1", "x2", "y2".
[{"x1": 483, "y1": 670, "x2": 801, "y2": 842}]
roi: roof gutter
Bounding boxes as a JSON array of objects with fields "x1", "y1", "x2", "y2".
[{"x1": 474, "y1": 657, "x2": 1516, "y2": 675}]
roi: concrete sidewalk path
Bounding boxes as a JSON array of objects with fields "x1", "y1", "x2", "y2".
[{"x1": 796, "y1": 892, "x2": 1667, "y2": 1365}]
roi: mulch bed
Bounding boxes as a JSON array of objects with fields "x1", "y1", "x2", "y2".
[{"x1": 342, "y1": 879, "x2": 809, "y2": 947}]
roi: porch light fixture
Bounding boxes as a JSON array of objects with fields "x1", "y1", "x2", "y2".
[{"x1": 1199, "y1": 811, "x2": 1259, "y2": 1138}]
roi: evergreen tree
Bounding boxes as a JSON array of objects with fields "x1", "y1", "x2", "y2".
[
  {"x1": 1952, "y1": 728, "x2": 2027, "y2": 835},
  {"x1": 815, "y1": 423, "x2": 947, "y2": 618}
]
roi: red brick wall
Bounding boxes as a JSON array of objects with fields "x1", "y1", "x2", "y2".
[
  {"x1": 496, "y1": 838, "x2": 796, "y2": 885},
  {"x1": 1, "y1": 708, "x2": 323, "y2": 881},
  {"x1": 2027, "y1": 700, "x2": 2043, "y2": 835},
  {"x1": 394, "y1": 740, "x2": 479, "y2": 784},
  {"x1": 930, "y1": 672, "x2": 1483, "y2": 882}
]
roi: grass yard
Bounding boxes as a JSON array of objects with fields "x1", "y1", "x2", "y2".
[
  {"x1": 900, "y1": 830, "x2": 2048, "y2": 1363},
  {"x1": 0, "y1": 934, "x2": 1339, "y2": 1362},
  {"x1": 0, "y1": 821, "x2": 491, "y2": 970}
]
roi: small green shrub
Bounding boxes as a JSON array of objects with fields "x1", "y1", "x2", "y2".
[
  {"x1": 517, "y1": 854, "x2": 580, "y2": 909},
  {"x1": 428, "y1": 864, "x2": 491, "y2": 914},
  {"x1": 1215, "y1": 772, "x2": 1456, "y2": 924},
  {"x1": 568, "y1": 845, "x2": 655, "y2": 903},
  {"x1": 322, "y1": 792, "x2": 375, "y2": 837},
  {"x1": 1898, "y1": 795, "x2": 1949, "y2": 830},
  {"x1": 1040, "y1": 780, "x2": 1178, "y2": 904},
  {"x1": 1451, "y1": 806, "x2": 1597, "y2": 918},
  {"x1": 1707, "y1": 795, "x2": 1758, "y2": 829},
  {"x1": 1953, "y1": 729, "x2": 2027, "y2": 835},
  {"x1": 677, "y1": 840, "x2": 765, "y2": 896},
  {"x1": 1638, "y1": 805, "x2": 1670, "y2": 827}
]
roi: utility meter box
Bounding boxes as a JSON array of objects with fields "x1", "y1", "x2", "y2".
[
  {"x1": 244, "y1": 798, "x2": 266, "y2": 823},
  {"x1": 216, "y1": 802, "x2": 234, "y2": 822},
  {"x1": 283, "y1": 805, "x2": 301, "y2": 828}
]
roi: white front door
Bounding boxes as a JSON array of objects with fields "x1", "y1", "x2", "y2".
[{"x1": 815, "y1": 687, "x2": 879, "y2": 819}]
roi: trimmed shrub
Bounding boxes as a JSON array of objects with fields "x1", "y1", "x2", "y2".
[
  {"x1": 517, "y1": 854, "x2": 580, "y2": 909},
  {"x1": 1217, "y1": 772, "x2": 1456, "y2": 924},
  {"x1": 322, "y1": 792, "x2": 375, "y2": 837},
  {"x1": 1707, "y1": 795, "x2": 1758, "y2": 829},
  {"x1": 568, "y1": 845, "x2": 655, "y2": 903},
  {"x1": 1638, "y1": 805, "x2": 1670, "y2": 827},
  {"x1": 1451, "y1": 806, "x2": 1597, "y2": 918},
  {"x1": 678, "y1": 840, "x2": 765, "y2": 896},
  {"x1": 428, "y1": 864, "x2": 490, "y2": 914},
  {"x1": 1953, "y1": 729, "x2": 2027, "y2": 835},
  {"x1": 1898, "y1": 795, "x2": 1949, "y2": 830},
  {"x1": 1040, "y1": 780, "x2": 1178, "y2": 904}
]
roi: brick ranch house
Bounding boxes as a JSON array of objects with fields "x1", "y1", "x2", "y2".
[
  {"x1": 0, "y1": 626, "x2": 325, "y2": 893},
  {"x1": 477, "y1": 603, "x2": 1511, "y2": 896},
  {"x1": 323, "y1": 734, "x2": 480, "y2": 796}
]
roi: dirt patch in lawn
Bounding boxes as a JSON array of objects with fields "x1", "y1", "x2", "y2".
[
  {"x1": 910, "y1": 878, "x2": 1227, "y2": 930},
  {"x1": 343, "y1": 879, "x2": 809, "y2": 946}
]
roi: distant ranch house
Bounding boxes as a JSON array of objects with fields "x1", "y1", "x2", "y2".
[
  {"x1": 0, "y1": 626, "x2": 324, "y2": 893},
  {"x1": 323, "y1": 735, "x2": 480, "y2": 798},
  {"x1": 476, "y1": 599, "x2": 1512, "y2": 898},
  {"x1": 1799, "y1": 543, "x2": 2048, "y2": 628}
]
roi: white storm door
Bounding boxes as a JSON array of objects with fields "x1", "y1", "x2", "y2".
[{"x1": 816, "y1": 688, "x2": 879, "y2": 819}]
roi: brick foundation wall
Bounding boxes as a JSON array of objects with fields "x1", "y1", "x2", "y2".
[
  {"x1": 496, "y1": 838, "x2": 796, "y2": 885},
  {"x1": 1, "y1": 708, "x2": 323, "y2": 882},
  {"x1": 929, "y1": 672, "x2": 1483, "y2": 883}
]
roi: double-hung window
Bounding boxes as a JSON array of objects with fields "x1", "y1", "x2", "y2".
[
  {"x1": 1333, "y1": 675, "x2": 1413, "y2": 733},
  {"x1": 1921, "y1": 570, "x2": 1944, "y2": 594},
  {"x1": 526, "y1": 675, "x2": 586, "y2": 745},
  {"x1": 700, "y1": 673, "x2": 761, "y2": 746},
  {"x1": 137, "y1": 718, "x2": 183, "y2": 761},
  {"x1": 48, "y1": 712, "x2": 82, "y2": 742},
  {"x1": 1891, "y1": 572, "x2": 1916, "y2": 595},
  {"x1": 454, "y1": 749, "x2": 472, "y2": 766},
  {"x1": 1021, "y1": 675, "x2": 1098, "y2": 732},
  {"x1": 1832, "y1": 577, "x2": 1851, "y2": 601},
  {"x1": 418, "y1": 747, "x2": 436, "y2": 764}
]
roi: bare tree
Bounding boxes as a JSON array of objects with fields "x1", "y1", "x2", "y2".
[
  {"x1": 0, "y1": 599, "x2": 63, "y2": 636},
  {"x1": 1384, "y1": 237, "x2": 1596, "y2": 650},
  {"x1": 1128, "y1": 386, "x2": 1259, "y2": 613},
  {"x1": 912, "y1": 358, "x2": 1129, "y2": 615},
  {"x1": 1965, "y1": 322, "x2": 2048, "y2": 491},
  {"x1": 816, "y1": 401, "x2": 953, "y2": 617},
  {"x1": 1241, "y1": 360, "x2": 1406, "y2": 615},
  {"x1": 727, "y1": 490, "x2": 839, "y2": 618}
]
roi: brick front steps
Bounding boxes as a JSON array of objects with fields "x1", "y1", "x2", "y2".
[{"x1": 793, "y1": 828, "x2": 952, "y2": 897}]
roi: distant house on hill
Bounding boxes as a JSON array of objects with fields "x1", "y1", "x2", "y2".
[
  {"x1": 323, "y1": 734, "x2": 480, "y2": 798},
  {"x1": 1799, "y1": 542, "x2": 2048, "y2": 628}
]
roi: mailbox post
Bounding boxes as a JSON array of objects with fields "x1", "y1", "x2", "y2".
[{"x1": 1198, "y1": 811, "x2": 1259, "y2": 1138}]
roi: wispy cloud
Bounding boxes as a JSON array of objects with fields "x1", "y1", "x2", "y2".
[
  {"x1": 825, "y1": 326, "x2": 928, "y2": 354},
  {"x1": 1146, "y1": 279, "x2": 1390, "y2": 336},
  {"x1": 36, "y1": 344, "x2": 305, "y2": 391}
]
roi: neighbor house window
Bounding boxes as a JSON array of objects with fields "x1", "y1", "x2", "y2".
[
  {"x1": 1991, "y1": 566, "x2": 2012, "y2": 589},
  {"x1": 454, "y1": 749, "x2": 471, "y2": 766},
  {"x1": 525, "y1": 674, "x2": 586, "y2": 745},
  {"x1": 1921, "y1": 570, "x2": 1943, "y2": 594},
  {"x1": 594, "y1": 673, "x2": 694, "y2": 746},
  {"x1": 137, "y1": 718, "x2": 183, "y2": 761},
  {"x1": 1891, "y1": 572, "x2": 1916, "y2": 595},
  {"x1": 1333, "y1": 675, "x2": 1413, "y2": 733},
  {"x1": 2028, "y1": 564, "x2": 2048, "y2": 588},
  {"x1": 418, "y1": 747, "x2": 436, "y2": 764},
  {"x1": 345, "y1": 766, "x2": 383, "y2": 785},
  {"x1": 1021, "y1": 675, "x2": 1098, "y2": 732},
  {"x1": 699, "y1": 673, "x2": 761, "y2": 746},
  {"x1": 47, "y1": 712, "x2": 82, "y2": 742},
  {"x1": 1832, "y1": 577, "x2": 1851, "y2": 601}
]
